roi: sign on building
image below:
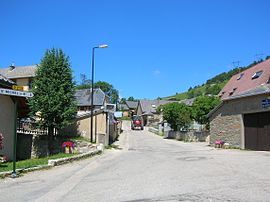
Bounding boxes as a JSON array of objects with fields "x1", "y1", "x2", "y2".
[
  {"x1": 12, "y1": 85, "x2": 24, "y2": 91},
  {"x1": 262, "y1": 98, "x2": 270, "y2": 108},
  {"x1": 0, "y1": 88, "x2": 33, "y2": 98}
]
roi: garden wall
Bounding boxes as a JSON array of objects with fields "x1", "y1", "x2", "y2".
[
  {"x1": 17, "y1": 133, "x2": 72, "y2": 160},
  {"x1": 167, "y1": 131, "x2": 209, "y2": 142}
]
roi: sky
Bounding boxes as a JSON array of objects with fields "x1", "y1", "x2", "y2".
[{"x1": 1, "y1": 0, "x2": 270, "y2": 99}]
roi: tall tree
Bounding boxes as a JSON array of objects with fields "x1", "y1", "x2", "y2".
[
  {"x1": 29, "y1": 48, "x2": 77, "y2": 154},
  {"x1": 192, "y1": 96, "x2": 221, "y2": 128}
]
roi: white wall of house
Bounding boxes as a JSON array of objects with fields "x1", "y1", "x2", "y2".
[{"x1": 0, "y1": 95, "x2": 15, "y2": 160}]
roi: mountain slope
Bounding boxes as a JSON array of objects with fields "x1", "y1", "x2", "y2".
[{"x1": 164, "y1": 57, "x2": 269, "y2": 101}]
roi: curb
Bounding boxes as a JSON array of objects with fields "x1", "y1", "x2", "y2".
[
  {"x1": 48, "y1": 149, "x2": 102, "y2": 166},
  {"x1": 0, "y1": 148, "x2": 103, "y2": 178}
]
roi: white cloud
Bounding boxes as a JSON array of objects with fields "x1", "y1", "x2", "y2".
[{"x1": 153, "y1": 69, "x2": 161, "y2": 76}]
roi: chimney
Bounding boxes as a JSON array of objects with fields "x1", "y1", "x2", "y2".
[{"x1": 9, "y1": 63, "x2": 15, "y2": 71}]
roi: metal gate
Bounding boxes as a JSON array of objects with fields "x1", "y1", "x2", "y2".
[{"x1": 244, "y1": 112, "x2": 270, "y2": 151}]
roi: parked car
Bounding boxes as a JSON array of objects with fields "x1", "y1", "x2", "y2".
[{"x1": 131, "y1": 115, "x2": 144, "y2": 130}]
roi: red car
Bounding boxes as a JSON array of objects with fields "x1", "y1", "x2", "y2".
[{"x1": 131, "y1": 115, "x2": 144, "y2": 130}]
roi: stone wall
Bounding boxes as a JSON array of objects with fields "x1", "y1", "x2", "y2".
[
  {"x1": 17, "y1": 133, "x2": 72, "y2": 160},
  {"x1": 209, "y1": 94, "x2": 270, "y2": 149},
  {"x1": 167, "y1": 131, "x2": 209, "y2": 142},
  {"x1": 209, "y1": 114, "x2": 242, "y2": 147}
]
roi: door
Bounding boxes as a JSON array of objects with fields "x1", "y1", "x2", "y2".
[{"x1": 244, "y1": 111, "x2": 270, "y2": 151}]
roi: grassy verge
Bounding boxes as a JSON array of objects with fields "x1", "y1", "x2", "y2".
[
  {"x1": 119, "y1": 116, "x2": 130, "y2": 121},
  {"x1": 0, "y1": 153, "x2": 76, "y2": 173}
]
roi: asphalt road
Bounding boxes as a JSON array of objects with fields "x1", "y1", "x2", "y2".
[{"x1": 0, "y1": 121, "x2": 270, "y2": 202}]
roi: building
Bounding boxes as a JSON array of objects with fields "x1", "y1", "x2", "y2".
[
  {"x1": 0, "y1": 74, "x2": 16, "y2": 160},
  {"x1": 118, "y1": 103, "x2": 129, "y2": 117},
  {"x1": 0, "y1": 64, "x2": 37, "y2": 91},
  {"x1": 125, "y1": 101, "x2": 138, "y2": 117},
  {"x1": 208, "y1": 58, "x2": 270, "y2": 150},
  {"x1": 136, "y1": 99, "x2": 175, "y2": 126},
  {"x1": 75, "y1": 88, "x2": 110, "y2": 111}
]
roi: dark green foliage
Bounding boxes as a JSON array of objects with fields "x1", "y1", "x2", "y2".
[
  {"x1": 192, "y1": 96, "x2": 221, "y2": 127},
  {"x1": 127, "y1": 96, "x2": 136, "y2": 101},
  {"x1": 119, "y1": 98, "x2": 127, "y2": 104},
  {"x1": 29, "y1": 49, "x2": 77, "y2": 153},
  {"x1": 94, "y1": 81, "x2": 119, "y2": 104},
  {"x1": 159, "y1": 103, "x2": 192, "y2": 131},
  {"x1": 76, "y1": 80, "x2": 119, "y2": 104},
  {"x1": 205, "y1": 83, "x2": 223, "y2": 95}
]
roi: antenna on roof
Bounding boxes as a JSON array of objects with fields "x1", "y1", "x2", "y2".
[
  {"x1": 9, "y1": 62, "x2": 15, "y2": 70},
  {"x1": 254, "y1": 53, "x2": 264, "y2": 62},
  {"x1": 232, "y1": 61, "x2": 241, "y2": 73},
  {"x1": 232, "y1": 61, "x2": 240, "y2": 68}
]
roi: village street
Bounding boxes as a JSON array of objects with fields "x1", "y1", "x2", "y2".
[{"x1": 0, "y1": 121, "x2": 270, "y2": 201}]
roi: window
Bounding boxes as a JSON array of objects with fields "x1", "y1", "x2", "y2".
[
  {"x1": 229, "y1": 88, "x2": 237, "y2": 96},
  {"x1": 237, "y1": 73, "x2": 244, "y2": 80},
  {"x1": 252, "y1": 70, "x2": 263, "y2": 79}
]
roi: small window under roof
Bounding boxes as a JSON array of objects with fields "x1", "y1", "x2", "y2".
[
  {"x1": 252, "y1": 70, "x2": 263, "y2": 79},
  {"x1": 229, "y1": 88, "x2": 237, "y2": 96},
  {"x1": 237, "y1": 73, "x2": 244, "y2": 80}
]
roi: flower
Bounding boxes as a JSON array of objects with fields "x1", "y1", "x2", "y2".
[
  {"x1": 0, "y1": 133, "x2": 4, "y2": 150},
  {"x1": 62, "y1": 141, "x2": 75, "y2": 149},
  {"x1": 215, "y1": 140, "x2": 225, "y2": 145}
]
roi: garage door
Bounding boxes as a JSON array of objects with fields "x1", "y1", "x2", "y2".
[{"x1": 244, "y1": 112, "x2": 270, "y2": 151}]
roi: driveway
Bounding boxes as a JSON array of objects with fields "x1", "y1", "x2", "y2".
[{"x1": 0, "y1": 121, "x2": 270, "y2": 201}]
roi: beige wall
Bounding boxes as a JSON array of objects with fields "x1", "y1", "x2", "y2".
[
  {"x1": 62, "y1": 112, "x2": 107, "y2": 142},
  {"x1": 14, "y1": 78, "x2": 31, "y2": 91},
  {"x1": 0, "y1": 95, "x2": 15, "y2": 160}
]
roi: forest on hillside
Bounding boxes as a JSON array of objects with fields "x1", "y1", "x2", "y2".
[{"x1": 165, "y1": 56, "x2": 270, "y2": 101}]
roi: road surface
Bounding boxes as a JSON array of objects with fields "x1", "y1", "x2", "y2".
[{"x1": 0, "y1": 121, "x2": 270, "y2": 201}]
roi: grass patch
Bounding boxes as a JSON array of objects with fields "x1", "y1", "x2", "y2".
[
  {"x1": 119, "y1": 116, "x2": 131, "y2": 121},
  {"x1": 0, "y1": 153, "x2": 76, "y2": 173}
]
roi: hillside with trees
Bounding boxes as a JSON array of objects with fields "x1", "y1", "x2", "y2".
[{"x1": 165, "y1": 57, "x2": 269, "y2": 101}]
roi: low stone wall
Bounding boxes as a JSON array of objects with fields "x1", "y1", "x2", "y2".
[
  {"x1": 167, "y1": 131, "x2": 209, "y2": 142},
  {"x1": 148, "y1": 127, "x2": 159, "y2": 135},
  {"x1": 17, "y1": 133, "x2": 75, "y2": 160}
]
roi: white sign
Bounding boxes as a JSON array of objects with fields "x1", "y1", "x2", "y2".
[{"x1": 0, "y1": 88, "x2": 33, "y2": 98}]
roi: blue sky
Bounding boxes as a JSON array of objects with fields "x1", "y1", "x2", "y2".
[{"x1": 1, "y1": 0, "x2": 270, "y2": 99}]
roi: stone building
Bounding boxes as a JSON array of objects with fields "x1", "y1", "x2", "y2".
[
  {"x1": 208, "y1": 59, "x2": 270, "y2": 150},
  {"x1": 75, "y1": 88, "x2": 110, "y2": 111}
]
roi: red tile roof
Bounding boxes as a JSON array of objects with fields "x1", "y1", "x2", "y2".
[{"x1": 219, "y1": 58, "x2": 270, "y2": 100}]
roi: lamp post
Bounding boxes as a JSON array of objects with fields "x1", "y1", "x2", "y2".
[{"x1": 90, "y1": 44, "x2": 108, "y2": 142}]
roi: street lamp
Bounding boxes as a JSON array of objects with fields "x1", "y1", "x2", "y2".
[{"x1": 90, "y1": 44, "x2": 108, "y2": 142}]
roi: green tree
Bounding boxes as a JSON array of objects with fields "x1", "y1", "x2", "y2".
[
  {"x1": 94, "y1": 81, "x2": 119, "y2": 104},
  {"x1": 76, "y1": 79, "x2": 119, "y2": 104},
  {"x1": 119, "y1": 98, "x2": 127, "y2": 104},
  {"x1": 127, "y1": 96, "x2": 135, "y2": 101},
  {"x1": 159, "y1": 103, "x2": 192, "y2": 131},
  {"x1": 192, "y1": 96, "x2": 221, "y2": 128},
  {"x1": 29, "y1": 48, "x2": 77, "y2": 154}
]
